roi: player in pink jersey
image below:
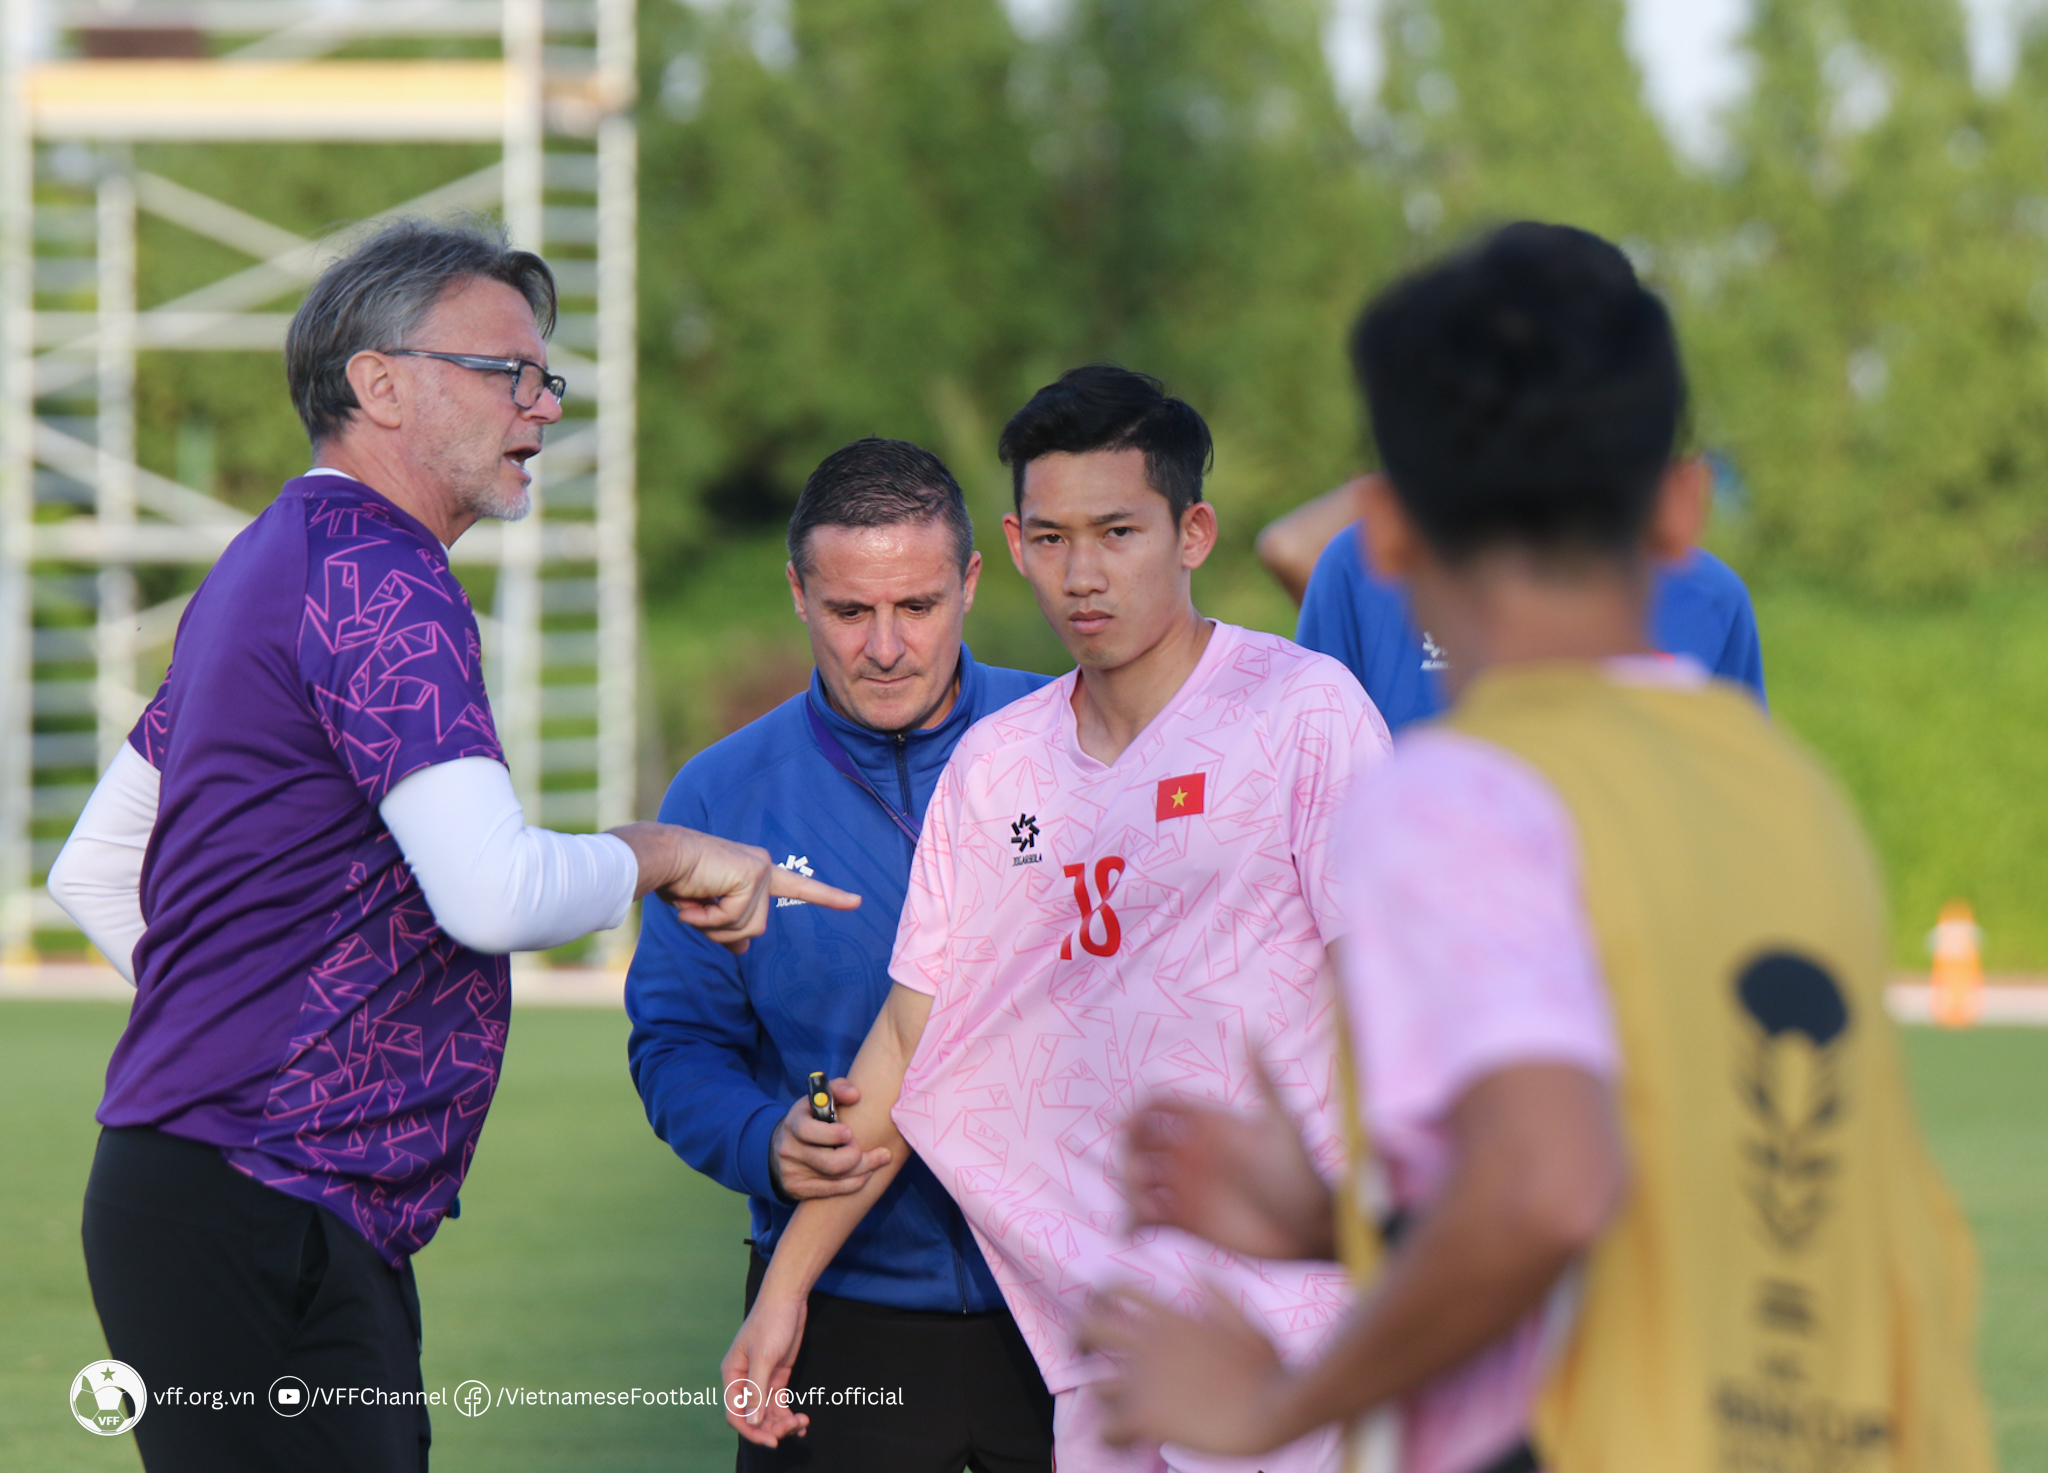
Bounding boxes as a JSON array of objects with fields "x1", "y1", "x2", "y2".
[
  {"x1": 1070, "y1": 229, "x2": 1689, "y2": 1473},
  {"x1": 720, "y1": 366, "x2": 1390, "y2": 1473}
]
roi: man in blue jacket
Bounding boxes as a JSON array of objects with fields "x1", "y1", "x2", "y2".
[
  {"x1": 1261, "y1": 475, "x2": 1765, "y2": 731},
  {"x1": 626, "y1": 437, "x2": 1053, "y2": 1473}
]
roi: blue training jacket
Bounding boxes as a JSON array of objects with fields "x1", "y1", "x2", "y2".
[
  {"x1": 625, "y1": 646, "x2": 1050, "y2": 1313},
  {"x1": 1296, "y1": 521, "x2": 1767, "y2": 733}
]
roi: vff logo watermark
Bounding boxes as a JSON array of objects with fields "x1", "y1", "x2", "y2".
[{"x1": 70, "y1": 1360, "x2": 147, "y2": 1436}]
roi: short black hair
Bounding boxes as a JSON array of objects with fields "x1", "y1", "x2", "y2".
[
  {"x1": 1350, "y1": 222, "x2": 1685, "y2": 563},
  {"x1": 787, "y1": 438, "x2": 975, "y2": 580},
  {"x1": 997, "y1": 365, "x2": 1213, "y2": 522},
  {"x1": 286, "y1": 215, "x2": 556, "y2": 445}
]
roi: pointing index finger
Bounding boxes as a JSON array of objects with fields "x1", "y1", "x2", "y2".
[{"x1": 769, "y1": 868, "x2": 862, "y2": 911}]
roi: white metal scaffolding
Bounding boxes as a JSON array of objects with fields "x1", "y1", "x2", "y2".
[{"x1": 0, "y1": 0, "x2": 639, "y2": 964}]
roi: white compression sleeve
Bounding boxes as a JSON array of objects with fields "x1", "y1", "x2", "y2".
[
  {"x1": 46, "y1": 743, "x2": 160, "y2": 985},
  {"x1": 379, "y1": 756, "x2": 637, "y2": 955}
]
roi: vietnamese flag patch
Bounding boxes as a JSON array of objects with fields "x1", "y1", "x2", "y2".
[{"x1": 1155, "y1": 773, "x2": 1206, "y2": 821}]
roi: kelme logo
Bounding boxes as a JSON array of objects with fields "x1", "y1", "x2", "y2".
[{"x1": 71, "y1": 1360, "x2": 147, "y2": 1436}]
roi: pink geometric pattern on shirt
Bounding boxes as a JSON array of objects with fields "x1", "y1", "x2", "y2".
[
  {"x1": 890, "y1": 625, "x2": 1391, "y2": 1393},
  {"x1": 225, "y1": 485, "x2": 508, "y2": 1264},
  {"x1": 301, "y1": 496, "x2": 502, "y2": 803},
  {"x1": 1338, "y1": 726, "x2": 1621, "y2": 1473},
  {"x1": 131, "y1": 680, "x2": 172, "y2": 766}
]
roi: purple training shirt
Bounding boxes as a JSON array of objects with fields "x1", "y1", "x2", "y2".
[{"x1": 101, "y1": 472, "x2": 510, "y2": 1267}]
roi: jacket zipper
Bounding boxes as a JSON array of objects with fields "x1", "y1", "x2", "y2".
[
  {"x1": 893, "y1": 732, "x2": 913, "y2": 820},
  {"x1": 900, "y1": 732, "x2": 964, "y2": 1308}
]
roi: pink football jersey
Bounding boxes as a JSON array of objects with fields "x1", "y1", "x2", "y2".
[{"x1": 889, "y1": 623, "x2": 1392, "y2": 1393}]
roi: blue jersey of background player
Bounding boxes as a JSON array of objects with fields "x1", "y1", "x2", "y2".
[{"x1": 1294, "y1": 515, "x2": 1765, "y2": 731}]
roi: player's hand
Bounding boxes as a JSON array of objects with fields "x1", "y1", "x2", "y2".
[
  {"x1": 721, "y1": 1288, "x2": 810, "y2": 1447},
  {"x1": 1122, "y1": 1049, "x2": 1336, "y2": 1261},
  {"x1": 610, "y1": 823, "x2": 860, "y2": 954},
  {"x1": 1076, "y1": 1282, "x2": 1296, "y2": 1456},
  {"x1": 770, "y1": 1079, "x2": 892, "y2": 1200}
]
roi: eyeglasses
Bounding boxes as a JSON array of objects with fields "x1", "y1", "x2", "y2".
[{"x1": 390, "y1": 350, "x2": 567, "y2": 410}]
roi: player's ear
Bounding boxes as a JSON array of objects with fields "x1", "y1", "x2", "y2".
[
  {"x1": 344, "y1": 350, "x2": 405, "y2": 431},
  {"x1": 1002, "y1": 513, "x2": 1028, "y2": 577},
  {"x1": 1358, "y1": 474, "x2": 1420, "y2": 582},
  {"x1": 1647, "y1": 457, "x2": 1710, "y2": 563},
  {"x1": 786, "y1": 561, "x2": 809, "y2": 623},
  {"x1": 1178, "y1": 500, "x2": 1218, "y2": 572},
  {"x1": 959, "y1": 549, "x2": 983, "y2": 615}
]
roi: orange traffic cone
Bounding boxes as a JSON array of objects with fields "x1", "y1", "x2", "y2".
[{"x1": 1928, "y1": 899, "x2": 1983, "y2": 1028}]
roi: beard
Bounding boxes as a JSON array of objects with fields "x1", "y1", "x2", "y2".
[
  {"x1": 457, "y1": 476, "x2": 531, "y2": 522},
  {"x1": 408, "y1": 384, "x2": 542, "y2": 524},
  {"x1": 418, "y1": 421, "x2": 536, "y2": 523}
]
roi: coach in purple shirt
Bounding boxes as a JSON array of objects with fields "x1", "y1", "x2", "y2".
[{"x1": 47, "y1": 218, "x2": 855, "y2": 1472}]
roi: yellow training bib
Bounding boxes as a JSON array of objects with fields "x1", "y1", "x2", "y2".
[{"x1": 1440, "y1": 664, "x2": 1994, "y2": 1473}]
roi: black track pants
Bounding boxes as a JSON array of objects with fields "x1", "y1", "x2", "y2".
[
  {"x1": 736, "y1": 1243, "x2": 1054, "y2": 1473},
  {"x1": 81, "y1": 1126, "x2": 431, "y2": 1473}
]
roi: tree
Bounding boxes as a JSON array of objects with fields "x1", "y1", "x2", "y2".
[
  {"x1": 1375, "y1": 0, "x2": 1689, "y2": 248},
  {"x1": 1030, "y1": 0, "x2": 1396, "y2": 536},
  {"x1": 636, "y1": 0, "x2": 1068, "y2": 590},
  {"x1": 1688, "y1": 0, "x2": 2048, "y2": 595}
]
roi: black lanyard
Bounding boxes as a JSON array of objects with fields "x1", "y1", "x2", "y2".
[{"x1": 804, "y1": 698, "x2": 921, "y2": 845}]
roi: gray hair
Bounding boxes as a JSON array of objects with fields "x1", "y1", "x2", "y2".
[{"x1": 285, "y1": 215, "x2": 557, "y2": 444}]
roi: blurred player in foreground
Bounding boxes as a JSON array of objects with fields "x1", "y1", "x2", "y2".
[
  {"x1": 1260, "y1": 467, "x2": 1763, "y2": 732},
  {"x1": 720, "y1": 365, "x2": 1391, "y2": 1472},
  {"x1": 626, "y1": 438, "x2": 1056, "y2": 1472},
  {"x1": 1077, "y1": 223, "x2": 1993, "y2": 1473},
  {"x1": 47, "y1": 217, "x2": 854, "y2": 1472}
]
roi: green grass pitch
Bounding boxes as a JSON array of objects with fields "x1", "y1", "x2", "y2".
[{"x1": 5, "y1": 1004, "x2": 2045, "y2": 1470}]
